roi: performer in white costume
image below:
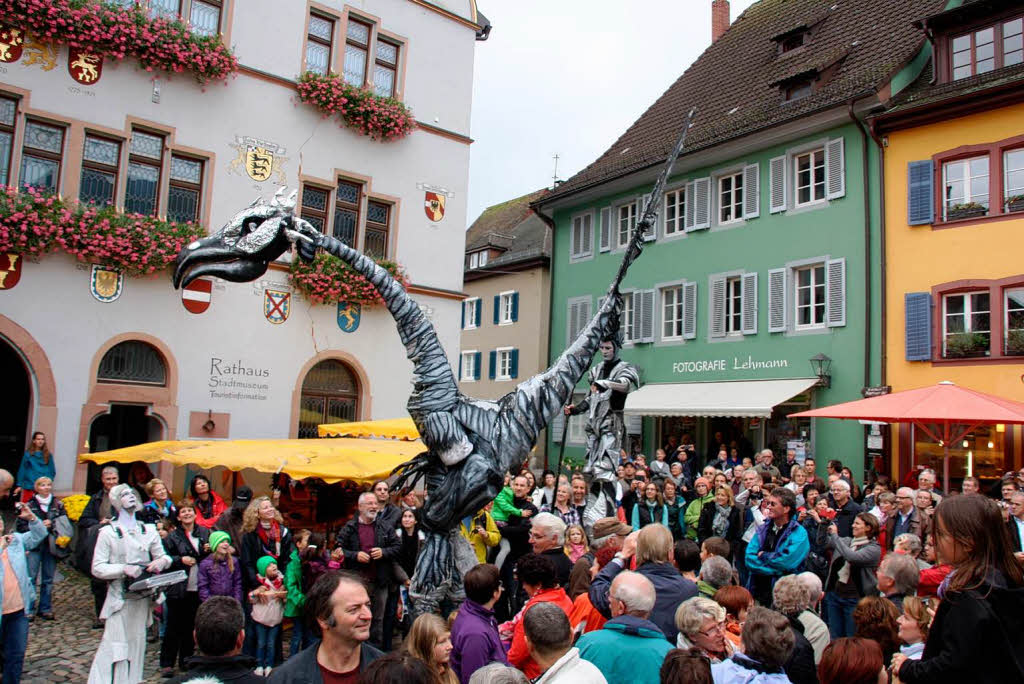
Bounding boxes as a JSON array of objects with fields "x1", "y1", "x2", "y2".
[{"x1": 88, "y1": 483, "x2": 172, "y2": 684}]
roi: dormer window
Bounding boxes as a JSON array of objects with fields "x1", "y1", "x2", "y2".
[
  {"x1": 468, "y1": 250, "x2": 489, "y2": 269},
  {"x1": 785, "y1": 79, "x2": 814, "y2": 101},
  {"x1": 950, "y1": 16, "x2": 1023, "y2": 81},
  {"x1": 781, "y1": 33, "x2": 806, "y2": 53}
]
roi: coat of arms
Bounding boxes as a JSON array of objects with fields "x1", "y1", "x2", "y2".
[
  {"x1": 68, "y1": 48, "x2": 103, "y2": 84},
  {"x1": 0, "y1": 25, "x2": 24, "y2": 63},
  {"x1": 229, "y1": 136, "x2": 288, "y2": 184},
  {"x1": 424, "y1": 192, "x2": 446, "y2": 222},
  {"x1": 264, "y1": 288, "x2": 290, "y2": 324},
  {"x1": 0, "y1": 252, "x2": 22, "y2": 290},
  {"x1": 90, "y1": 264, "x2": 123, "y2": 303},
  {"x1": 337, "y1": 301, "x2": 361, "y2": 333}
]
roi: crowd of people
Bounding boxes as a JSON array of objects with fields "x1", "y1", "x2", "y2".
[{"x1": 1, "y1": 432, "x2": 1023, "y2": 683}]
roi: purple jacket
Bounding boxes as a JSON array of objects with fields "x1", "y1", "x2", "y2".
[
  {"x1": 198, "y1": 555, "x2": 243, "y2": 604},
  {"x1": 450, "y1": 599, "x2": 507, "y2": 684}
]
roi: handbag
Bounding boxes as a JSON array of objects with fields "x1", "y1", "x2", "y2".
[{"x1": 49, "y1": 514, "x2": 75, "y2": 559}]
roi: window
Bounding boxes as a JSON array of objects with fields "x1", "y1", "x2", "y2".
[
  {"x1": 79, "y1": 135, "x2": 120, "y2": 206},
  {"x1": 1006, "y1": 289, "x2": 1024, "y2": 355},
  {"x1": 664, "y1": 188, "x2": 686, "y2": 236},
  {"x1": 334, "y1": 180, "x2": 361, "y2": 246},
  {"x1": 300, "y1": 185, "x2": 330, "y2": 233},
  {"x1": 468, "y1": 250, "x2": 488, "y2": 269},
  {"x1": 148, "y1": 0, "x2": 180, "y2": 21},
  {"x1": 167, "y1": 155, "x2": 202, "y2": 223},
  {"x1": 462, "y1": 298, "x2": 480, "y2": 330},
  {"x1": 567, "y1": 392, "x2": 587, "y2": 443},
  {"x1": 567, "y1": 296, "x2": 591, "y2": 344},
  {"x1": 344, "y1": 18, "x2": 371, "y2": 87},
  {"x1": 622, "y1": 291, "x2": 635, "y2": 342},
  {"x1": 373, "y1": 39, "x2": 399, "y2": 97},
  {"x1": 570, "y1": 213, "x2": 593, "y2": 260},
  {"x1": 117, "y1": 0, "x2": 221, "y2": 36},
  {"x1": 189, "y1": 0, "x2": 222, "y2": 37},
  {"x1": 718, "y1": 172, "x2": 744, "y2": 223},
  {"x1": 493, "y1": 347, "x2": 518, "y2": 381},
  {"x1": 951, "y1": 17, "x2": 1023, "y2": 81},
  {"x1": 498, "y1": 291, "x2": 517, "y2": 325},
  {"x1": 616, "y1": 200, "x2": 638, "y2": 247},
  {"x1": 124, "y1": 130, "x2": 163, "y2": 215},
  {"x1": 794, "y1": 148, "x2": 825, "y2": 206},
  {"x1": 98, "y1": 341, "x2": 167, "y2": 386},
  {"x1": 785, "y1": 79, "x2": 813, "y2": 101},
  {"x1": 794, "y1": 264, "x2": 826, "y2": 329},
  {"x1": 365, "y1": 200, "x2": 389, "y2": 258},
  {"x1": 943, "y1": 292, "x2": 990, "y2": 358},
  {"x1": 19, "y1": 120, "x2": 65, "y2": 194},
  {"x1": 298, "y1": 359, "x2": 358, "y2": 438},
  {"x1": 478, "y1": 251, "x2": 488, "y2": 267},
  {"x1": 1005, "y1": 148, "x2": 1024, "y2": 210},
  {"x1": 0, "y1": 96, "x2": 15, "y2": 186},
  {"x1": 725, "y1": 277, "x2": 743, "y2": 334},
  {"x1": 306, "y1": 13, "x2": 334, "y2": 76},
  {"x1": 943, "y1": 156, "x2": 989, "y2": 218},
  {"x1": 780, "y1": 33, "x2": 806, "y2": 52},
  {"x1": 460, "y1": 351, "x2": 480, "y2": 381},
  {"x1": 662, "y1": 285, "x2": 684, "y2": 340}
]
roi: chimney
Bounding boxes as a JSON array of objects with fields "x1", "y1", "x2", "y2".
[{"x1": 712, "y1": 0, "x2": 730, "y2": 42}]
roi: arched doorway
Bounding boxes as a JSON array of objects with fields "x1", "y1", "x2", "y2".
[
  {"x1": 85, "y1": 341, "x2": 168, "y2": 493},
  {"x1": 0, "y1": 338, "x2": 30, "y2": 478},
  {"x1": 297, "y1": 359, "x2": 359, "y2": 438}
]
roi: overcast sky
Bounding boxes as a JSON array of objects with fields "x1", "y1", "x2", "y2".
[{"x1": 466, "y1": 0, "x2": 758, "y2": 225}]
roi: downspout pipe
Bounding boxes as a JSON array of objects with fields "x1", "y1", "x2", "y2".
[
  {"x1": 865, "y1": 117, "x2": 887, "y2": 386},
  {"x1": 847, "y1": 99, "x2": 875, "y2": 393}
]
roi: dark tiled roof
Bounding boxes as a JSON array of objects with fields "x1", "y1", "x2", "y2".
[
  {"x1": 882, "y1": 61, "x2": 1024, "y2": 116},
  {"x1": 465, "y1": 188, "x2": 551, "y2": 266},
  {"x1": 543, "y1": 0, "x2": 947, "y2": 205}
]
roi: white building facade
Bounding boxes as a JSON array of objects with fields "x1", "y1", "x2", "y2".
[{"x1": 0, "y1": 0, "x2": 487, "y2": 493}]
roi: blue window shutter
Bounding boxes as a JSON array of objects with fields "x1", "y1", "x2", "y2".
[
  {"x1": 907, "y1": 160, "x2": 934, "y2": 226},
  {"x1": 511, "y1": 292, "x2": 519, "y2": 322},
  {"x1": 905, "y1": 292, "x2": 933, "y2": 361},
  {"x1": 474, "y1": 351, "x2": 482, "y2": 380},
  {"x1": 460, "y1": 303, "x2": 465, "y2": 330},
  {"x1": 488, "y1": 351, "x2": 496, "y2": 379},
  {"x1": 510, "y1": 349, "x2": 519, "y2": 379},
  {"x1": 458, "y1": 354, "x2": 462, "y2": 379},
  {"x1": 493, "y1": 296, "x2": 500, "y2": 324},
  {"x1": 474, "y1": 300, "x2": 481, "y2": 327}
]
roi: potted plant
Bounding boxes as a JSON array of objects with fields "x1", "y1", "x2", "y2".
[
  {"x1": 1006, "y1": 329, "x2": 1024, "y2": 355},
  {"x1": 944, "y1": 331, "x2": 990, "y2": 358},
  {"x1": 946, "y1": 201, "x2": 987, "y2": 221},
  {"x1": 1007, "y1": 195, "x2": 1024, "y2": 213}
]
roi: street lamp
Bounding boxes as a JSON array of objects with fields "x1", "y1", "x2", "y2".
[{"x1": 809, "y1": 353, "x2": 832, "y2": 389}]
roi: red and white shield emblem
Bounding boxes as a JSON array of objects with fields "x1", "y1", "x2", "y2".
[
  {"x1": 424, "y1": 192, "x2": 445, "y2": 222},
  {"x1": 0, "y1": 26, "x2": 24, "y2": 64},
  {"x1": 182, "y1": 278, "x2": 213, "y2": 314},
  {"x1": 68, "y1": 48, "x2": 103, "y2": 85},
  {"x1": 0, "y1": 252, "x2": 23, "y2": 290}
]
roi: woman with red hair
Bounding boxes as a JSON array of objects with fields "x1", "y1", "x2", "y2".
[
  {"x1": 818, "y1": 637, "x2": 885, "y2": 684},
  {"x1": 712, "y1": 585, "x2": 752, "y2": 651}
]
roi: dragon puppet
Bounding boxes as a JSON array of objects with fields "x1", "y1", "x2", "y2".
[{"x1": 174, "y1": 110, "x2": 694, "y2": 612}]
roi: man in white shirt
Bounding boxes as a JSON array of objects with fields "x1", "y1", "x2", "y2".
[{"x1": 527, "y1": 602, "x2": 607, "y2": 684}]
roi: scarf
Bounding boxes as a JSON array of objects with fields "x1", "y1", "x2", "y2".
[
  {"x1": 837, "y1": 536, "x2": 870, "y2": 585},
  {"x1": 257, "y1": 520, "x2": 282, "y2": 558},
  {"x1": 35, "y1": 493, "x2": 52, "y2": 514},
  {"x1": 712, "y1": 504, "x2": 731, "y2": 537},
  {"x1": 567, "y1": 542, "x2": 587, "y2": 564},
  {"x1": 194, "y1": 493, "x2": 214, "y2": 519}
]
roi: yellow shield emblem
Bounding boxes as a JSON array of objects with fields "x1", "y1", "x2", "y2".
[
  {"x1": 245, "y1": 146, "x2": 274, "y2": 182},
  {"x1": 90, "y1": 264, "x2": 123, "y2": 302}
]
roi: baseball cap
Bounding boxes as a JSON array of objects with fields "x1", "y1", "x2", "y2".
[{"x1": 234, "y1": 486, "x2": 253, "y2": 504}]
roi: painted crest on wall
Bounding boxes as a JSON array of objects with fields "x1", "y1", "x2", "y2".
[
  {"x1": 264, "y1": 288, "x2": 290, "y2": 324},
  {"x1": 337, "y1": 301, "x2": 361, "y2": 333},
  {"x1": 182, "y1": 277, "x2": 213, "y2": 314},
  {"x1": 0, "y1": 253, "x2": 22, "y2": 290},
  {"x1": 0, "y1": 26, "x2": 24, "y2": 63},
  {"x1": 229, "y1": 136, "x2": 288, "y2": 184},
  {"x1": 424, "y1": 192, "x2": 446, "y2": 222},
  {"x1": 90, "y1": 264, "x2": 123, "y2": 303},
  {"x1": 68, "y1": 48, "x2": 103, "y2": 84}
]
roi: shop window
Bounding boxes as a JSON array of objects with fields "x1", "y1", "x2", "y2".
[
  {"x1": 942, "y1": 291, "x2": 990, "y2": 358},
  {"x1": 298, "y1": 359, "x2": 358, "y2": 438},
  {"x1": 98, "y1": 341, "x2": 167, "y2": 386},
  {"x1": 913, "y1": 424, "x2": 1006, "y2": 483}
]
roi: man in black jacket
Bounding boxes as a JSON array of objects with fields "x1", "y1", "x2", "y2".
[
  {"x1": 269, "y1": 571, "x2": 383, "y2": 683},
  {"x1": 214, "y1": 485, "x2": 253, "y2": 548},
  {"x1": 497, "y1": 475, "x2": 538, "y2": 621},
  {"x1": 169, "y1": 596, "x2": 263, "y2": 683},
  {"x1": 77, "y1": 465, "x2": 120, "y2": 627},
  {"x1": 337, "y1": 492, "x2": 399, "y2": 649}
]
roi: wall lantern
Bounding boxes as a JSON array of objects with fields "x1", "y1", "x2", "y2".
[{"x1": 809, "y1": 353, "x2": 832, "y2": 389}]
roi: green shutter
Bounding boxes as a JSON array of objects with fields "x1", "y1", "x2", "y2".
[
  {"x1": 510, "y1": 349, "x2": 519, "y2": 379},
  {"x1": 488, "y1": 351, "x2": 496, "y2": 379}
]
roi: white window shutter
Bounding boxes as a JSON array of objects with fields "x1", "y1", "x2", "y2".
[
  {"x1": 743, "y1": 163, "x2": 760, "y2": 219},
  {"x1": 693, "y1": 177, "x2": 711, "y2": 230},
  {"x1": 568, "y1": 300, "x2": 578, "y2": 344},
  {"x1": 629, "y1": 292, "x2": 642, "y2": 342},
  {"x1": 741, "y1": 272, "x2": 758, "y2": 335},
  {"x1": 826, "y1": 257, "x2": 846, "y2": 327},
  {"x1": 581, "y1": 213, "x2": 592, "y2": 255},
  {"x1": 826, "y1": 138, "x2": 845, "y2": 200},
  {"x1": 768, "y1": 267, "x2": 787, "y2": 332},
  {"x1": 709, "y1": 275, "x2": 726, "y2": 338},
  {"x1": 769, "y1": 155, "x2": 787, "y2": 213},
  {"x1": 684, "y1": 181, "x2": 697, "y2": 231},
  {"x1": 580, "y1": 298, "x2": 591, "y2": 337},
  {"x1": 640, "y1": 194, "x2": 655, "y2": 241},
  {"x1": 640, "y1": 289, "x2": 655, "y2": 342},
  {"x1": 683, "y1": 281, "x2": 697, "y2": 339},
  {"x1": 625, "y1": 413, "x2": 642, "y2": 435},
  {"x1": 599, "y1": 207, "x2": 611, "y2": 252},
  {"x1": 551, "y1": 412, "x2": 565, "y2": 443}
]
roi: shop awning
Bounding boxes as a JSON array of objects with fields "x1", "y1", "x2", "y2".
[
  {"x1": 624, "y1": 378, "x2": 820, "y2": 418},
  {"x1": 317, "y1": 417, "x2": 419, "y2": 440}
]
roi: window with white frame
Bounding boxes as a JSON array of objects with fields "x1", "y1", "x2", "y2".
[
  {"x1": 1006, "y1": 149, "x2": 1024, "y2": 210},
  {"x1": 662, "y1": 285, "x2": 684, "y2": 340},
  {"x1": 794, "y1": 264, "x2": 826, "y2": 329},
  {"x1": 567, "y1": 392, "x2": 587, "y2": 443},
  {"x1": 469, "y1": 252, "x2": 479, "y2": 269},
  {"x1": 664, "y1": 188, "x2": 686, "y2": 236},
  {"x1": 496, "y1": 347, "x2": 514, "y2": 380},
  {"x1": 460, "y1": 351, "x2": 478, "y2": 381},
  {"x1": 616, "y1": 200, "x2": 638, "y2": 247},
  {"x1": 719, "y1": 172, "x2": 744, "y2": 223},
  {"x1": 499, "y1": 291, "x2": 516, "y2": 324},
  {"x1": 1006, "y1": 288, "x2": 1024, "y2": 354},
  {"x1": 794, "y1": 148, "x2": 826, "y2": 206},
  {"x1": 462, "y1": 297, "x2": 480, "y2": 330},
  {"x1": 622, "y1": 291, "x2": 635, "y2": 342},
  {"x1": 725, "y1": 277, "x2": 743, "y2": 334},
  {"x1": 943, "y1": 156, "x2": 989, "y2": 218},
  {"x1": 943, "y1": 292, "x2": 990, "y2": 357},
  {"x1": 570, "y1": 213, "x2": 593, "y2": 260}
]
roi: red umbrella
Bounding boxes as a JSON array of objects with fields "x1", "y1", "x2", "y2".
[{"x1": 790, "y1": 381, "x2": 1024, "y2": 492}]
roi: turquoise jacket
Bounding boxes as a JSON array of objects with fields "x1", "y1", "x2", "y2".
[
  {"x1": 744, "y1": 517, "x2": 810, "y2": 579},
  {"x1": 16, "y1": 450, "x2": 55, "y2": 490},
  {"x1": 577, "y1": 615, "x2": 673, "y2": 684},
  {"x1": 0, "y1": 517, "x2": 47, "y2": 627},
  {"x1": 631, "y1": 501, "x2": 669, "y2": 531}
]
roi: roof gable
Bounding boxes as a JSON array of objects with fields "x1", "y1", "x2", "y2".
[{"x1": 465, "y1": 188, "x2": 551, "y2": 264}]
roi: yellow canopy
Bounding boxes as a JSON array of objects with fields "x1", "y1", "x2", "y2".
[
  {"x1": 78, "y1": 437, "x2": 424, "y2": 485},
  {"x1": 317, "y1": 417, "x2": 420, "y2": 441}
]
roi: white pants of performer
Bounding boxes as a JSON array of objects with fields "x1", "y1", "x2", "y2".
[{"x1": 87, "y1": 597, "x2": 152, "y2": 684}]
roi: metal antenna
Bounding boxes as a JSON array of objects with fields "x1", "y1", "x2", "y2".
[{"x1": 552, "y1": 154, "x2": 560, "y2": 189}]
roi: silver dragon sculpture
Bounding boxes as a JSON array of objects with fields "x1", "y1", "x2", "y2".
[{"x1": 173, "y1": 110, "x2": 694, "y2": 609}]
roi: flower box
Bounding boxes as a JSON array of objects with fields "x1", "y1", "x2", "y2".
[
  {"x1": 296, "y1": 71, "x2": 416, "y2": 141},
  {"x1": 943, "y1": 332, "x2": 990, "y2": 359},
  {"x1": 289, "y1": 250, "x2": 408, "y2": 306},
  {"x1": 945, "y1": 203, "x2": 988, "y2": 221},
  {"x1": 1007, "y1": 196, "x2": 1024, "y2": 214}
]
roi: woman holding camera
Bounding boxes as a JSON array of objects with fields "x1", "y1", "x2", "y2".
[{"x1": 819, "y1": 512, "x2": 881, "y2": 639}]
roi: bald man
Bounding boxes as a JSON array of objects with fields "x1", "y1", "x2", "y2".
[{"x1": 0, "y1": 468, "x2": 13, "y2": 499}]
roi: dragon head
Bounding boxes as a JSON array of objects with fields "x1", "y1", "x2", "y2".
[{"x1": 173, "y1": 188, "x2": 315, "y2": 289}]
